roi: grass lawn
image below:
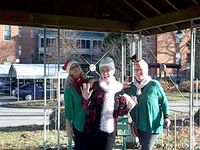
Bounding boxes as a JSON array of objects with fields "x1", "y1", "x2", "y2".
[
  {"x1": 166, "y1": 92, "x2": 190, "y2": 101},
  {"x1": 0, "y1": 125, "x2": 68, "y2": 150},
  {"x1": 1, "y1": 92, "x2": 200, "y2": 149}
]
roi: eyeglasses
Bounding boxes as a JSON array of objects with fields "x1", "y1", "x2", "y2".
[{"x1": 134, "y1": 68, "x2": 144, "y2": 72}]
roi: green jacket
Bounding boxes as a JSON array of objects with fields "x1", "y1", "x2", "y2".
[
  {"x1": 64, "y1": 86, "x2": 87, "y2": 132},
  {"x1": 126, "y1": 79, "x2": 169, "y2": 133}
]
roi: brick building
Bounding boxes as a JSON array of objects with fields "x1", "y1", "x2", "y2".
[
  {"x1": 0, "y1": 25, "x2": 196, "y2": 80},
  {"x1": 0, "y1": 25, "x2": 19, "y2": 63},
  {"x1": 142, "y1": 30, "x2": 191, "y2": 81},
  {"x1": 0, "y1": 25, "x2": 37, "y2": 64},
  {"x1": 0, "y1": 25, "x2": 105, "y2": 64}
]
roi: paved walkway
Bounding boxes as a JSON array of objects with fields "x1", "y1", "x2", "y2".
[{"x1": 169, "y1": 101, "x2": 200, "y2": 112}]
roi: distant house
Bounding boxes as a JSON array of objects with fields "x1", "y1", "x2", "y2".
[
  {"x1": 0, "y1": 25, "x2": 105, "y2": 64},
  {"x1": 37, "y1": 29, "x2": 105, "y2": 63}
]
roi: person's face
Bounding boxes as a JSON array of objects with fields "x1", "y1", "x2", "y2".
[
  {"x1": 69, "y1": 63, "x2": 82, "y2": 79},
  {"x1": 100, "y1": 66, "x2": 114, "y2": 83},
  {"x1": 135, "y1": 62, "x2": 148, "y2": 82}
]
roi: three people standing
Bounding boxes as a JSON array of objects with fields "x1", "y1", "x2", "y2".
[{"x1": 63, "y1": 57, "x2": 170, "y2": 150}]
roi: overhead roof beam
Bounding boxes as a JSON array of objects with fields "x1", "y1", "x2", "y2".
[
  {"x1": 142, "y1": 0, "x2": 162, "y2": 15},
  {"x1": 192, "y1": 0, "x2": 198, "y2": 5},
  {"x1": 165, "y1": 0, "x2": 178, "y2": 10},
  {"x1": 122, "y1": 0, "x2": 147, "y2": 19},
  {"x1": 0, "y1": 10, "x2": 133, "y2": 32},
  {"x1": 131, "y1": 5, "x2": 200, "y2": 32}
]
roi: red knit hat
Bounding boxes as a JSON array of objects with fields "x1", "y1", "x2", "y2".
[{"x1": 62, "y1": 59, "x2": 78, "y2": 74}]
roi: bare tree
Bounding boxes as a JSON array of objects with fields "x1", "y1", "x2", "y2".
[
  {"x1": 0, "y1": 41, "x2": 16, "y2": 63},
  {"x1": 46, "y1": 30, "x2": 81, "y2": 63}
]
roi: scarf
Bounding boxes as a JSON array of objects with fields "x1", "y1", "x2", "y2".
[
  {"x1": 134, "y1": 75, "x2": 152, "y2": 95},
  {"x1": 99, "y1": 77, "x2": 123, "y2": 133},
  {"x1": 72, "y1": 76, "x2": 87, "y2": 95}
]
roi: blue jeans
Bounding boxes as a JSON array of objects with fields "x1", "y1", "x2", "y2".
[{"x1": 138, "y1": 130, "x2": 160, "y2": 150}]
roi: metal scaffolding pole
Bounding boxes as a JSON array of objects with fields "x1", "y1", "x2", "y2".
[
  {"x1": 130, "y1": 35, "x2": 136, "y2": 82},
  {"x1": 43, "y1": 26, "x2": 47, "y2": 150},
  {"x1": 121, "y1": 44, "x2": 125, "y2": 83},
  {"x1": 137, "y1": 33, "x2": 142, "y2": 59},
  {"x1": 189, "y1": 27, "x2": 196, "y2": 150}
]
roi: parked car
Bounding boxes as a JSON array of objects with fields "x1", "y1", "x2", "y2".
[
  {"x1": 13, "y1": 82, "x2": 64, "y2": 101},
  {"x1": 0, "y1": 80, "x2": 11, "y2": 92},
  {"x1": 2, "y1": 81, "x2": 24, "y2": 95}
]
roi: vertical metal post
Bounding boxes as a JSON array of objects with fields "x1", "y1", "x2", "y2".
[
  {"x1": 43, "y1": 26, "x2": 47, "y2": 150},
  {"x1": 121, "y1": 33, "x2": 125, "y2": 83},
  {"x1": 137, "y1": 33, "x2": 142, "y2": 59},
  {"x1": 174, "y1": 112, "x2": 177, "y2": 150},
  {"x1": 130, "y1": 35, "x2": 136, "y2": 82},
  {"x1": 189, "y1": 27, "x2": 196, "y2": 150},
  {"x1": 181, "y1": 113, "x2": 184, "y2": 149},
  {"x1": 196, "y1": 79, "x2": 199, "y2": 106},
  {"x1": 161, "y1": 129, "x2": 164, "y2": 147},
  {"x1": 57, "y1": 27, "x2": 61, "y2": 150},
  {"x1": 17, "y1": 78, "x2": 19, "y2": 101},
  {"x1": 121, "y1": 44, "x2": 125, "y2": 83}
]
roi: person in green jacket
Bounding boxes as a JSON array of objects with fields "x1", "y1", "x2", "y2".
[
  {"x1": 62, "y1": 59, "x2": 88, "y2": 150},
  {"x1": 125, "y1": 59, "x2": 171, "y2": 150}
]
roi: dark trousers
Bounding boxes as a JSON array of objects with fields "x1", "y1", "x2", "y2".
[
  {"x1": 138, "y1": 130, "x2": 160, "y2": 150},
  {"x1": 85, "y1": 130, "x2": 116, "y2": 150},
  {"x1": 73, "y1": 126, "x2": 86, "y2": 150}
]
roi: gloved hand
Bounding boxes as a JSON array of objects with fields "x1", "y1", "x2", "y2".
[
  {"x1": 122, "y1": 93, "x2": 137, "y2": 112},
  {"x1": 66, "y1": 119, "x2": 74, "y2": 138}
]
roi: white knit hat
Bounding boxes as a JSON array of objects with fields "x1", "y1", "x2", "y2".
[
  {"x1": 99, "y1": 57, "x2": 115, "y2": 70},
  {"x1": 62, "y1": 59, "x2": 78, "y2": 74}
]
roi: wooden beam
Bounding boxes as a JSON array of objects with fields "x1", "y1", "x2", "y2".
[
  {"x1": 132, "y1": 5, "x2": 200, "y2": 32},
  {"x1": 0, "y1": 10, "x2": 132, "y2": 32}
]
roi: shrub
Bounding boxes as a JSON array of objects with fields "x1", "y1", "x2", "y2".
[
  {"x1": 49, "y1": 107, "x2": 66, "y2": 130},
  {"x1": 179, "y1": 80, "x2": 200, "y2": 92},
  {"x1": 158, "y1": 79, "x2": 176, "y2": 92}
]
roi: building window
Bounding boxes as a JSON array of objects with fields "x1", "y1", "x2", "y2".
[
  {"x1": 81, "y1": 40, "x2": 86, "y2": 49},
  {"x1": 59, "y1": 39, "x2": 63, "y2": 48},
  {"x1": 40, "y1": 38, "x2": 44, "y2": 47},
  {"x1": 76, "y1": 39, "x2": 90, "y2": 50},
  {"x1": 64, "y1": 38, "x2": 75, "y2": 48},
  {"x1": 85, "y1": 40, "x2": 90, "y2": 49},
  {"x1": 146, "y1": 36, "x2": 151, "y2": 43},
  {"x1": 18, "y1": 45, "x2": 22, "y2": 56},
  {"x1": 175, "y1": 52, "x2": 181, "y2": 64},
  {"x1": 76, "y1": 39, "x2": 81, "y2": 49},
  {"x1": 47, "y1": 38, "x2": 56, "y2": 47},
  {"x1": 40, "y1": 38, "x2": 56, "y2": 47},
  {"x1": 175, "y1": 37, "x2": 181, "y2": 44},
  {"x1": 30, "y1": 29, "x2": 34, "y2": 38},
  {"x1": 3, "y1": 25, "x2": 11, "y2": 41},
  {"x1": 19, "y1": 26, "x2": 23, "y2": 37},
  {"x1": 93, "y1": 40, "x2": 103, "y2": 49},
  {"x1": 175, "y1": 30, "x2": 184, "y2": 44},
  {"x1": 30, "y1": 49, "x2": 34, "y2": 63}
]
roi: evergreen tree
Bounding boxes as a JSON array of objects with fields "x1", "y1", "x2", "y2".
[{"x1": 103, "y1": 32, "x2": 129, "y2": 80}]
